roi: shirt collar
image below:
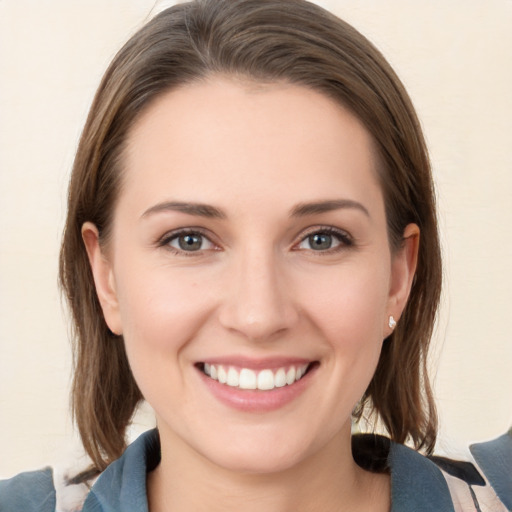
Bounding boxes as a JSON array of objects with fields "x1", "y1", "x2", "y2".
[
  {"x1": 84, "y1": 429, "x2": 455, "y2": 512},
  {"x1": 470, "y1": 430, "x2": 512, "y2": 510}
]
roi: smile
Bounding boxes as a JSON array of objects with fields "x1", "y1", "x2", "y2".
[{"x1": 201, "y1": 363, "x2": 310, "y2": 391}]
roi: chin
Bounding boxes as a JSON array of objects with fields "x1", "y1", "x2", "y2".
[
  {"x1": 208, "y1": 446, "x2": 305, "y2": 475},
  {"x1": 194, "y1": 427, "x2": 324, "y2": 475}
]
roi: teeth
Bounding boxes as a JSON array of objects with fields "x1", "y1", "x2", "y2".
[
  {"x1": 274, "y1": 368, "x2": 286, "y2": 388},
  {"x1": 217, "y1": 366, "x2": 227, "y2": 384},
  {"x1": 239, "y1": 369, "x2": 257, "y2": 389},
  {"x1": 227, "y1": 367, "x2": 239, "y2": 387},
  {"x1": 202, "y1": 363, "x2": 310, "y2": 391},
  {"x1": 257, "y1": 369, "x2": 275, "y2": 390}
]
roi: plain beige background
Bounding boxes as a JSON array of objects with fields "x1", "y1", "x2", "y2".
[{"x1": 1, "y1": 0, "x2": 511, "y2": 477}]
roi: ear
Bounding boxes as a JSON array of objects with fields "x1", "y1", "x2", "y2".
[
  {"x1": 386, "y1": 223, "x2": 420, "y2": 334},
  {"x1": 81, "y1": 222, "x2": 123, "y2": 335}
]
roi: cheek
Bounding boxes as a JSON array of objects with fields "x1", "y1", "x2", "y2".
[
  {"x1": 112, "y1": 264, "x2": 221, "y2": 412},
  {"x1": 298, "y1": 260, "x2": 391, "y2": 401},
  {"x1": 301, "y1": 260, "x2": 391, "y2": 343},
  {"x1": 113, "y1": 262, "x2": 216, "y2": 362}
]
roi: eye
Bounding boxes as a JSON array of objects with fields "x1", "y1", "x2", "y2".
[
  {"x1": 296, "y1": 228, "x2": 352, "y2": 252},
  {"x1": 164, "y1": 231, "x2": 215, "y2": 253}
]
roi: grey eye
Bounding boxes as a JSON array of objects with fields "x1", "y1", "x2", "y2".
[
  {"x1": 179, "y1": 234, "x2": 203, "y2": 251},
  {"x1": 308, "y1": 233, "x2": 334, "y2": 250},
  {"x1": 297, "y1": 230, "x2": 347, "y2": 252},
  {"x1": 169, "y1": 233, "x2": 212, "y2": 252}
]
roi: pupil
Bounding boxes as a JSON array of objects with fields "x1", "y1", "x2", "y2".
[
  {"x1": 179, "y1": 234, "x2": 202, "y2": 251},
  {"x1": 310, "y1": 233, "x2": 332, "y2": 250}
]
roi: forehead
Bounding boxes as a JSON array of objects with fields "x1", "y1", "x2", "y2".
[{"x1": 121, "y1": 77, "x2": 383, "y2": 217}]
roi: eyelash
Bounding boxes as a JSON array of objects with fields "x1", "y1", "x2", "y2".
[
  {"x1": 294, "y1": 226, "x2": 354, "y2": 254},
  {"x1": 156, "y1": 226, "x2": 354, "y2": 256},
  {"x1": 157, "y1": 228, "x2": 218, "y2": 256}
]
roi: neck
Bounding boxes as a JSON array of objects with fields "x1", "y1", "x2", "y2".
[{"x1": 147, "y1": 427, "x2": 390, "y2": 512}]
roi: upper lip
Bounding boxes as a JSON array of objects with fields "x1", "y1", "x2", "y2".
[{"x1": 197, "y1": 356, "x2": 315, "y2": 370}]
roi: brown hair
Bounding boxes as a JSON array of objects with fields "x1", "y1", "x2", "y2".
[{"x1": 59, "y1": 0, "x2": 441, "y2": 472}]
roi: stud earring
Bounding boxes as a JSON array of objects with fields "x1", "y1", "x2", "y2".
[{"x1": 388, "y1": 315, "x2": 397, "y2": 329}]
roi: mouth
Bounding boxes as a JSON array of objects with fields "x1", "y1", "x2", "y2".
[{"x1": 196, "y1": 361, "x2": 318, "y2": 391}]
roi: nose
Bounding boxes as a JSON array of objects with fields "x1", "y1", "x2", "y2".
[{"x1": 218, "y1": 247, "x2": 299, "y2": 341}]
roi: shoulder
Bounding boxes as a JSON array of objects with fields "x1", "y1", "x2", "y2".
[
  {"x1": 0, "y1": 466, "x2": 93, "y2": 512},
  {"x1": 388, "y1": 441, "x2": 458, "y2": 511},
  {"x1": 0, "y1": 467, "x2": 56, "y2": 512},
  {"x1": 81, "y1": 429, "x2": 159, "y2": 511},
  {"x1": 390, "y1": 438, "x2": 509, "y2": 512},
  {"x1": 0, "y1": 430, "x2": 159, "y2": 512},
  {"x1": 353, "y1": 433, "x2": 510, "y2": 511},
  {"x1": 470, "y1": 430, "x2": 512, "y2": 510},
  {"x1": 353, "y1": 434, "x2": 456, "y2": 510}
]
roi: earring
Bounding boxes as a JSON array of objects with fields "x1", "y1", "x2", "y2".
[{"x1": 388, "y1": 315, "x2": 397, "y2": 329}]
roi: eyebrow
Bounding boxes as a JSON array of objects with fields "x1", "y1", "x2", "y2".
[
  {"x1": 290, "y1": 199, "x2": 370, "y2": 217},
  {"x1": 141, "y1": 201, "x2": 227, "y2": 219},
  {"x1": 141, "y1": 198, "x2": 369, "y2": 220}
]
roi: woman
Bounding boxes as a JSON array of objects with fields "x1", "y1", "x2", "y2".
[{"x1": 0, "y1": 1, "x2": 508, "y2": 510}]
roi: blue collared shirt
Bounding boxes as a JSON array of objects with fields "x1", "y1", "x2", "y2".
[{"x1": 1, "y1": 429, "x2": 509, "y2": 511}]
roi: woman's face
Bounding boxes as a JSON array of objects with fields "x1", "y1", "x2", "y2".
[{"x1": 84, "y1": 78, "x2": 417, "y2": 474}]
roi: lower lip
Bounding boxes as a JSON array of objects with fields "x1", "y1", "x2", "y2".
[{"x1": 198, "y1": 366, "x2": 317, "y2": 412}]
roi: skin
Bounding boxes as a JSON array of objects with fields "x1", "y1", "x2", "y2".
[{"x1": 83, "y1": 77, "x2": 419, "y2": 511}]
